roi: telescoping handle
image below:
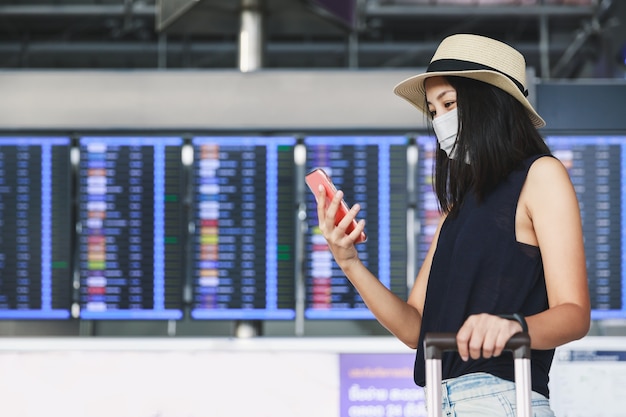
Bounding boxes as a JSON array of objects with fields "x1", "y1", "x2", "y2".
[{"x1": 423, "y1": 332, "x2": 532, "y2": 417}]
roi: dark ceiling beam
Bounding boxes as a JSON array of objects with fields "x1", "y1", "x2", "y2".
[
  {"x1": 0, "y1": 4, "x2": 156, "y2": 17},
  {"x1": 365, "y1": 4, "x2": 596, "y2": 18},
  {"x1": 0, "y1": 3, "x2": 596, "y2": 19},
  {"x1": 0, "y1": 40, "x2": 572, "y2": 56}
]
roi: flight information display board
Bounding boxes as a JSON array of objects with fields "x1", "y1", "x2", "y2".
[
  {"x1": 77, "y1": 137, "x2": 185, "y2": 319},
  {"x1": 546, "y1": 136, "x2": 626, "y2": 319},
  {"x1": 414, "y1": 137, "x2": 439, "y2": 272},
  {"x1": 304, "y1": 136, "x2": 409, "y2": 319},
  {"x1": 190, "y1": 136, "x2": 296, "y2": 320},
  {"x1": 414, "y1": 135, "x2": 626, "y2": 320},
  {"x1": 0, "y1": 137, "x2": 72, "y2": 319}
]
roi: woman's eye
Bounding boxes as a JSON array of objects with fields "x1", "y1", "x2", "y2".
[
  {"x1": 444, "y1": 101, "x2": 456, "y2": 108},
  {"x1": 428, "y1": 110, "x2": 436, "y2": 117}
]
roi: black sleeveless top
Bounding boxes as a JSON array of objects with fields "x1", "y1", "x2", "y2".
[{"x1": 414, "y1": 154, "x2": 555, "y2": 398}]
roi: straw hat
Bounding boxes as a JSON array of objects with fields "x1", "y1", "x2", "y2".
[{"x1": 393, "y1": 34, "x2": 546, "y2": 128}]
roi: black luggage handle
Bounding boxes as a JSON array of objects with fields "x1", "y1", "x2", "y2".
[{"x1": 424, "y1": 332, "x2": 531, "y2": 359}]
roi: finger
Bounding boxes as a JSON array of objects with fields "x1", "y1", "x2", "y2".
[
  {"x1": 467, "y1": 332, "x2": 485, "y2": 361},
  {"x1": 323, "y1": 189, "x2": 344, "y2": 233},
  {"x1": 458, "y1": 315, "x2": 489, "y2": 361},
  {"x1": 316, "y1": 186, "x2": 342, "y2": 232},
  {"x1": 328, "y1": 188, "x2": 343, "y2": 217},
  {"x1": 481, "y1": 329, "x2": 498, "y2": 359},
  {"x1": 456, "y1": 324, "x2": 472, "y2": 362},
  {"x1": 316, "y1": 185, "x2": 327, "y2": 225},
  {"x1": 340, "y1": 203, "x2": 365, "y2": 242},
  {"x1": 493, "y1": 318, "x2": 520, "y2": 357},
  {"x1": 350, "y1": 219, "x2": 366, "y2": 241},
  {"x1": 493, "y1": 332, "x2": 510, "y2": 358},
  {"x1": 337, "y1": 202, "x2": 360, "y2": 229}
]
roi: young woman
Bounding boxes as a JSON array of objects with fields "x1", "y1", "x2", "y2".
[{"x1": 314, "y1": 34, "x2": 590, "y2": 416}]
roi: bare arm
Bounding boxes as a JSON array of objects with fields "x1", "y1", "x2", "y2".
[
  {"x1": 522, "y1": 156, "x2": 591, "y2": 348},
  {"x1": 315, "y1": 185, "x2": 445, "y2": 349}
]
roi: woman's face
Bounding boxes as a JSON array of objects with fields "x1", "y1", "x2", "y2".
[{"x1": 424, "y1": 76, "x2": 457, "y2": 119}]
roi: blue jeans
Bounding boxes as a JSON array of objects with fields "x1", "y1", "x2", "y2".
[{"x1": 430, "y1": 372, "x2": 555, "y2": 417}]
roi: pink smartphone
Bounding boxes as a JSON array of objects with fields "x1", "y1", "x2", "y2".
[{"x1": 305, "y1": 168, "x2": 367, "y2": 243}]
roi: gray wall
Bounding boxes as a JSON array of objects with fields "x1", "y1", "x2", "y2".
[{"x1": 0, "y1": 69, "x2": 426, "y2": 132}]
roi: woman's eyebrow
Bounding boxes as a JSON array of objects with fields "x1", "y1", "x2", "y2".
[{"x1": 426, "y1": 89, "x2": 456, "y2": 105}]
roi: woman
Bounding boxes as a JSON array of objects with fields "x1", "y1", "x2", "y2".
[{"x1": 314, "y1": 34, "x2": 590, "y2": 416}]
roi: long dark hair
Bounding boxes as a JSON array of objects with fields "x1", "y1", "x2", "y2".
[{"x1": 433, "y1": 76, "x2": 551, "y2": 216}]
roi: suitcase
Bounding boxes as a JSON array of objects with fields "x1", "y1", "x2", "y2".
[{"x1": 423, "y1": 332, "x2": 532, "y2": 417}]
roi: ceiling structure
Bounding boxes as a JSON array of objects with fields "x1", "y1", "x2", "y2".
[{"x1": 0, "y1": 0, "x2": 624, "y2": 79}]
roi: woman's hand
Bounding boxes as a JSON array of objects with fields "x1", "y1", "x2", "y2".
[
  {"x1": 314, "y1": 184, "x2": 427, "y2": 348},
  {"x1": 315, "y1": 185, "x2": 366, "y2": 270},
  {"x1": 456, "y1": 313, "x2": 524, "y2": 361}
]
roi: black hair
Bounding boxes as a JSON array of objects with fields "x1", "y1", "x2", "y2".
[{"x1": 432, "y1": 76, "x2": 551, "y2": 216}]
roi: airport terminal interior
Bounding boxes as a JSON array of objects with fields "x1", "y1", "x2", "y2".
[
  {"x1": 1, "y1": 0, "x2": 625, "y2": 77},
  {"x1": 1, "y1": 2, "x2": 626, "y2": 417}
]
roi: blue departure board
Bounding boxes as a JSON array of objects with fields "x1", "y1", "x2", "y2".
[
  {"x1": 304, "y1": 136, "x2": 409, "y2": 319},
  {"x1": 190, "y1": 136, "x2": 296, "y2": 320},
  {"x1": 414, "y1": 135, "x2": 626, "y2": 320},
  {"x1": 546, "y1": 136, "x2": 626, "y2": 320},
  {"x1": 76, "y1": 137, "x2": 185, "y2": 320},
  {"x1": 0, "y1": 137, "x2": 72, "y2": 319},
  {"x1": 414, "y1": 137, "x2": 439, "y2": 275}
]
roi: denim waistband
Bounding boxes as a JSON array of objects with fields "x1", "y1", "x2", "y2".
[
  {"x1": 434, "y1": 372, "x2": 554, "y2": 417},
  {"x1": 441, "y1": 372, "x2": 516, "y2": 404}
]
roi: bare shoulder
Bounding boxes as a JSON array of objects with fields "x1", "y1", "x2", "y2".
[
  {"x1": 528, "y1": 155, "x2": 568, "y2": 176},
  {"x1": 526, "y1": 155, "x2": 573, "y2": 191},
  {"x1": 524, "y1": 155, "x2": 579, "y2": 214}
]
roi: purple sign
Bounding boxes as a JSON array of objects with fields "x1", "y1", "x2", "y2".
[
  {"x1": 309, "y1": 0, "x2": 356, "y2": 28},
  {"x1": 339, "y1": 353, "x2": 426, "y2": 417}
]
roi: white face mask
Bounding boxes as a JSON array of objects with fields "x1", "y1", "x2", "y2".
[{"x1": 431, "y1": 108, "x2": 459, "y2": 159}]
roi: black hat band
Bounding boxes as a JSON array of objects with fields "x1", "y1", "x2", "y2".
[{"x1": 427, "y1": 59, "x2": 529, "y2": 97}]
